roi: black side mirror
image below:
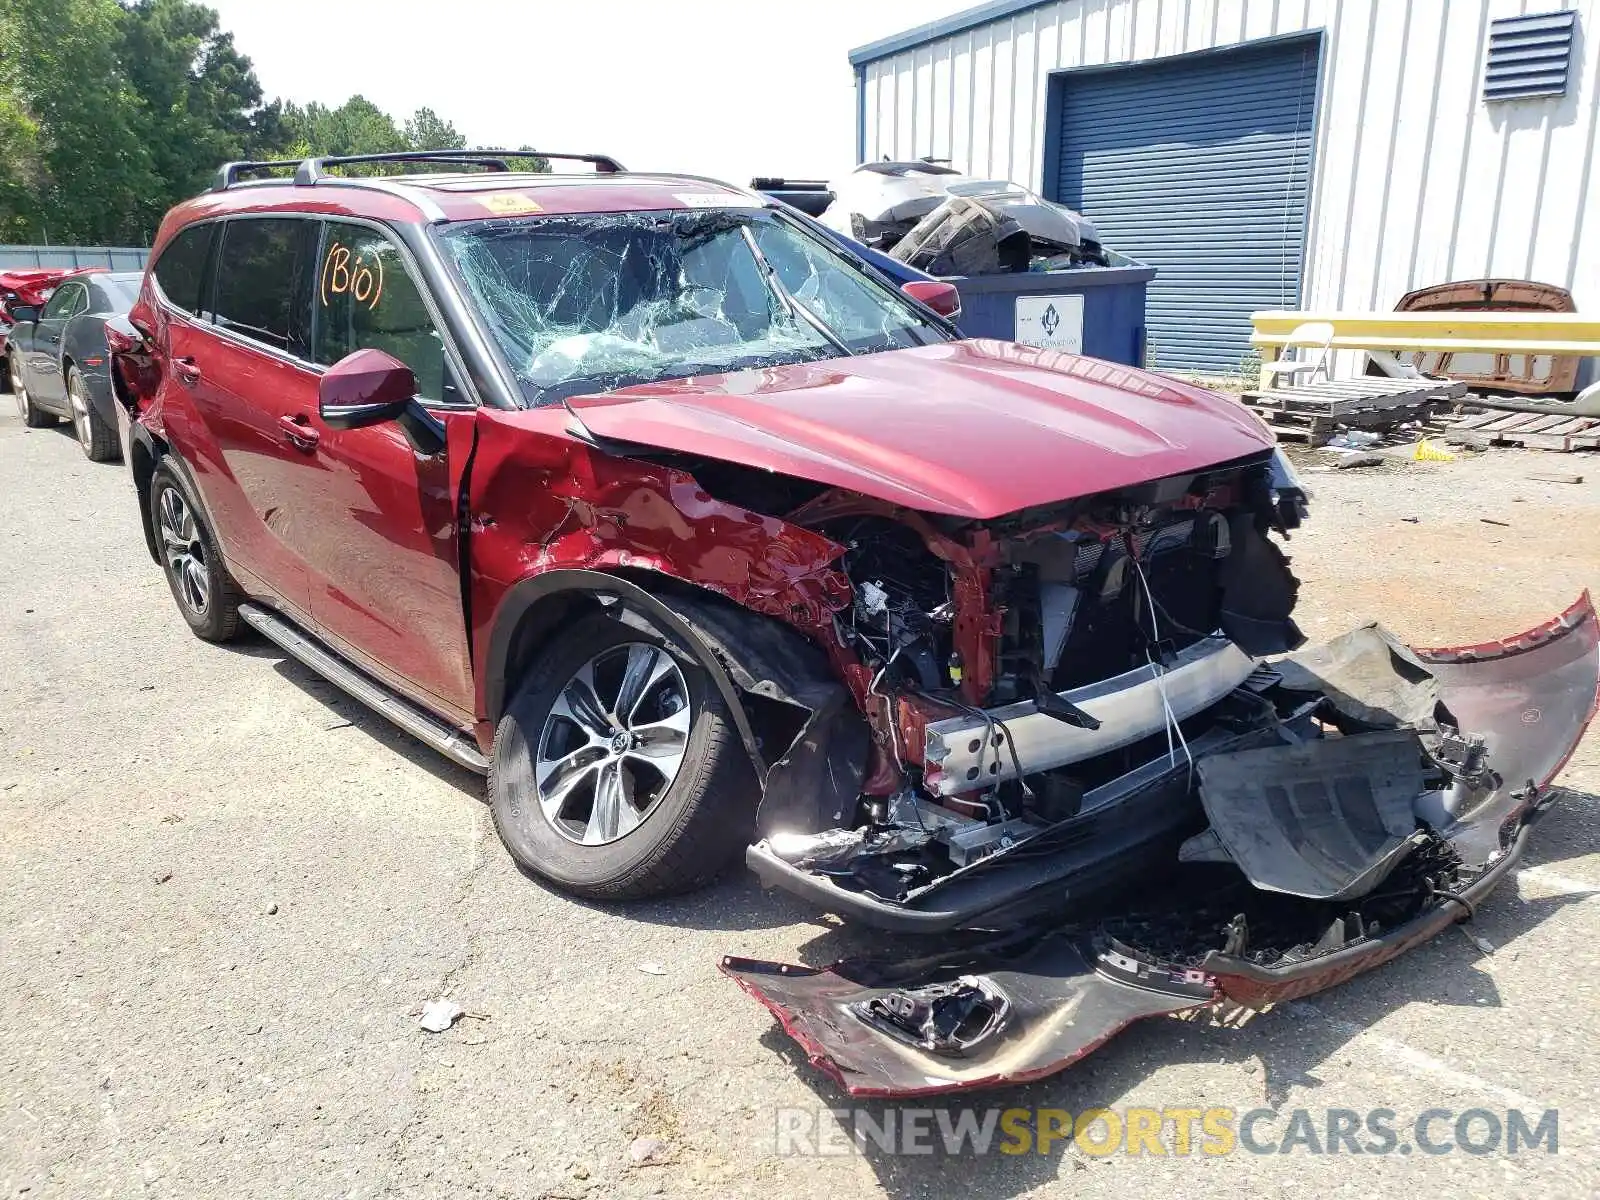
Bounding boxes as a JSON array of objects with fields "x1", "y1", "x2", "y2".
[{"x1": 8, "y1": 304, "x2": 39, "y2": 325}]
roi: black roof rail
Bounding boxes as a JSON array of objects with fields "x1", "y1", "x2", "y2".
[
  {"x1": 211, "y1": 158, "x2": 301, "y2": 191},
  {"x1": 210, "y1": 148, "x2": 630, "y2": 193},
  {"x1": 292, "y1": 148, "x2": 626, "y2": 185}
]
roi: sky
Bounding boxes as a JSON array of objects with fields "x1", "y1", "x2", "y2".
[{"x1": 206, "y1": 0, "x2": 975, "y2": 186}]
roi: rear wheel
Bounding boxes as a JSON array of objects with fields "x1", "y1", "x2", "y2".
[
  {"x1": 9, "y1": 352, "x2": 55, "y2": 428},
  {"x1": 150, "y1": 460, "x2": 240, "y2": 642},
  {"x1": 67, "y1": 366, "x2": 117, "y2": 461},
  {"x1": 489, "y1": 611, "x2": 756, "y2": 900}
]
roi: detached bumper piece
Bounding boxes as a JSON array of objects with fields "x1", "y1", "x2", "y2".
[
  {"x1": 728, "y1": 595, "x2": 1599, "y2": 1096},
  {"x1": 722, "y1": 937, "x2": 1213, "y2": 1098}
]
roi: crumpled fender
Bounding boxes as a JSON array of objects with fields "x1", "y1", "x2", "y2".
[{"x1": 461, "y1": 406, "x2": 853, "y2": 730}]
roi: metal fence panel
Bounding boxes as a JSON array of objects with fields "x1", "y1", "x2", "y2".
[{"x1": 0, "y1": 245, "x2": 150, "y2": 271}]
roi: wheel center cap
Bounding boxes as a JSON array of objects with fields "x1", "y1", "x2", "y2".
[{"x1": 610, "y1": 730, "x2": 633, "y2": 754}]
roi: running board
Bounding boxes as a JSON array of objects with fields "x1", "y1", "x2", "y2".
[{"x1": 237, "y1": 603, "x2": 489, "y2": 774}]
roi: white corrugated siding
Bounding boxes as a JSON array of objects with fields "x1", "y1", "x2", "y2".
[{"x1": 858, "y1": 0, "x2": 1600, "y2": 324}]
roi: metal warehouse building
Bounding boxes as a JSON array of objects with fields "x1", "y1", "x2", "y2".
[{"x1": 850, "y1": 0, "x2": 1599, "y2": 375}]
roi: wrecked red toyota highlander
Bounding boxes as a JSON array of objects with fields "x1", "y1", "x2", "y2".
[{"x1": 114, "y1": 150, "x2": 1598, "y2": 1096}]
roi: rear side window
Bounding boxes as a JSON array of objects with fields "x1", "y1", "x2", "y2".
[
  {"x1": 40, "y1": 282, "x2": 88, "y2": 320},
  {"x1": 152, "y1": 224, "x2": 214, "y2": 314},
  {"x1": 210, "y1": 218, "x2": 312, "y2": 356},
  {"x1": 94, "y1": 277, "x2": 140, "y2": 311}
]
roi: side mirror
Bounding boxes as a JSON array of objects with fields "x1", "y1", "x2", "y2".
[
  {"x1": 319, "y1": 348, "x2": 416, "y2": 430},
  {"x1": 901, "y1": 280, "x2": 961, "y2": 320},
  {"x1": 8, "y1": 303, "x2": 39, "y2": 325}
]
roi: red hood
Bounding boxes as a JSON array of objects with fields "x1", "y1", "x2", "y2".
[{"x1": 568, "y1": 340, "x2": 1274, "y2": 519}]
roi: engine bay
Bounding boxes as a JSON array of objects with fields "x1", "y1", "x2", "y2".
[{"x1": 746, "y1": 452, "x2": 1315, "y2": 921}]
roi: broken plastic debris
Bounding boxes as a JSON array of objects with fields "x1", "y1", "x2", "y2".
[
  {"x1": 419, "y1": 999, "x2": 464, "y2": 1032},
  {"x1": 638, "y1": 962, "x2": 668, "y2": 976},
  {"x1": 628, "y1": 1136, "x2": 669, "y2": 1164},
  {"x1": 416, "y1": 998, "x2": 495, "y2": 1032},
  {"x1": 1461, "y1": 928, "x2": 1496, "y2": 955},
  {"x1": 1324, "y1": 430, "x2": 1382, "y2": 450}
]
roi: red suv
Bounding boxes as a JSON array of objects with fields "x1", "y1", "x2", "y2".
[{"x1": 115, "y1": 149, "x2": 1596, "y2": 1093}]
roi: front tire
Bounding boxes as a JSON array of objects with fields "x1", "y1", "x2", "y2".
[
  {"x1": 9, "y1": 352, "x2": 55, "y2": 428},
  {"x1": 149, "y1": 460, "x2": 240, "y2": 642},
  {"x1": 489, "y1": 611, "x2": 757, "y2": 900},
  {"x1": 67, "y1": 365, "x2": 118, "y2": 461}
]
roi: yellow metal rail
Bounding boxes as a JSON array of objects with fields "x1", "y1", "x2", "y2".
[{"x1": 1250, "y1": 310, "x2": 1600, "y2": 362}]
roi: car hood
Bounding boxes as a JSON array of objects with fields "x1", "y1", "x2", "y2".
[{"x1": 568, "y1": 340, "x2": 1274, "y2": 518}]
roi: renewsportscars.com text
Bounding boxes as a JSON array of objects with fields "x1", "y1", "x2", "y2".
[{"x1": 775, "y1": 1105, "x2": 1559, "y2": 1157}]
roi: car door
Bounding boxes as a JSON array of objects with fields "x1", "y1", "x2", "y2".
[
  {"x1": 180, "y1": 216, "x2": 321, "y2": 621},
  {"x1": 26, "y1": 280, "x2": 87, "y2": 409},
  {"x1": 298, "y1": 218, "x2": 476, "y2": 722}
]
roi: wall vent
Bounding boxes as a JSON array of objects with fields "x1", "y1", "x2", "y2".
[{"x1": 1484, "y1": 9, "x2": 1577, "y2": 102}]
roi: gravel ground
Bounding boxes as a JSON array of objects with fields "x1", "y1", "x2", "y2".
[{"x1": 2, "y1": 412, "x2": 1598, "y2": 1199}]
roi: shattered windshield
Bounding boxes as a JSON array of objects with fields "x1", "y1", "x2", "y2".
[{"x1": 437, "y1": 208, "x2": 947, "y2": 405}]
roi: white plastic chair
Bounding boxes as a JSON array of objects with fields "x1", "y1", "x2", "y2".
[{"x1": 1259, "y1": 321, "x2": 1335, "y2": 385}]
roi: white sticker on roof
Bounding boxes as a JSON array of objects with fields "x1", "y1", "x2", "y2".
[
  {"x1": 480, "y1": 192, "x2": 544, "y2": 215},
  {"x1": 674, "y1": 192, "x2": 737, "y2": 208}
]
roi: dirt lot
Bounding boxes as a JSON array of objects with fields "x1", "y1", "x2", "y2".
[{"x1": 2, "y1": 411, "x2": 1599, "y2": 1199}]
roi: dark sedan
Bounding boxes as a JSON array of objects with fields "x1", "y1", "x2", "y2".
[{"x1": 6, "y1": 271, "x2": 140, "y2": 461}]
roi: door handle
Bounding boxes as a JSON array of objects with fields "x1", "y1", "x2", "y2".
[
  {"x1": 44, "y1": 334, "x2": 59, "y2": 345},
  {"x1": 279, "y1": 412, "x2": 320, "y2": 451},
  {"x1": 173, "y1": 357, "x2": 201, "y2": 385}
]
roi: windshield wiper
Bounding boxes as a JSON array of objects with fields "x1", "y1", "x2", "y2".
[{"x1": 738, "y1": 225, "x2": 853, "y2": 357}]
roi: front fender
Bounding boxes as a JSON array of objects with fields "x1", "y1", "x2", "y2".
[{"x1": 463, "y1": 406, "x2": 852, "y2": 724}]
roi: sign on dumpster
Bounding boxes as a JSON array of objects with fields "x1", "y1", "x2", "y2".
[{"x1": 1015, "y1": 294, "x2": 1084, "y2": 352}]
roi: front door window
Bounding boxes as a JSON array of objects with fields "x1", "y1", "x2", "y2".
[{"x1": 313, "y1": 223, "x2": 450, "y2": 402}]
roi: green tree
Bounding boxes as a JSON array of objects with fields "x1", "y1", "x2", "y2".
[
  {"x1": 503, "y1": 145, "x2": 550, "y2": 173},
  {"x1": 280, "y1": 96, "x2": 409, "y2": 173},
  {"x1": 119, "y1": 0, "x2": 284, "y2": 200},
  {"x1": 403, "y1": 106, "x2": 464, "y2": 151},
  {"x1": 283, "y1": 96, "x2": 402, "y2": 156},
  {"x1": 0, "y1": 92, "x2": 45, "y2": 242},
  {"x1": 0, "y1": 0, "x2": 485, "y2": 244},
  {"x1": 0, "y1": 0, "x2": 160, "y2": 243}
]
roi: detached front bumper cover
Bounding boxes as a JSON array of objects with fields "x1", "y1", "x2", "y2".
[{"x1": 723, "y1": 594, "x2": 1600, "y2": 1097}]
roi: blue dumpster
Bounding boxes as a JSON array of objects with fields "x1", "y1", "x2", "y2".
[
  {"x1": 938, "y1": 256, "x2": 1155, "y2": 367},
  {"x1": 818, "y1": 229, "x2": 1154, "y2": 368},
  {"x1": 763, "y1": 192, "x2": 1153, "y2": 368}
]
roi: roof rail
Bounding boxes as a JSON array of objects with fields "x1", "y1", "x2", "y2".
[
  {"x1": 211, "y1": 158, "x2": 302, "y2": 191},
  {"x1": 292, "y1": 148, "x2": 626, "y2": 185},
  {"x1": 210, "y1": 149, "x2": 629, "y2": 192}
]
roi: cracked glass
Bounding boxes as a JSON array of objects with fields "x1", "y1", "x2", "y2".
[{"x1": 437, "y1": 209, "x2": 946, "y2": 406}]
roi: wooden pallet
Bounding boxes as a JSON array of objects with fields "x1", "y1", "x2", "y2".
[
  {"x1": 1441, "y1": 408, "x2": 1600, "y2": 451},
  {"x1": 1240, "y1": 378, "x2": 1467, "y2": 445},
  {"x1": 1242, "y1": 377, "x2": 1469, "y2": 417},
  {"x1": 1254, "y1": 405, "x2": 1435, "y2": 443}
]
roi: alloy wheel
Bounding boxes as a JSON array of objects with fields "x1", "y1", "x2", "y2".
[
  {"x1": 8, "y1": 355, "x2": 25, "y2": 419},
  {"x1": 535, "y1": 641, "x2": 692, "y2": 845},
  {"x1": 68, "y1": 372, "x2": 91, "y2": 448},
  {"x1": 158, "y1": 486, "x2": 210, "y2": 616}
]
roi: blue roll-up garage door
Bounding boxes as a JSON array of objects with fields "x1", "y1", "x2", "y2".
[{"x1": 1052, "y1": 36, "x2": 1321, "y2": 374}]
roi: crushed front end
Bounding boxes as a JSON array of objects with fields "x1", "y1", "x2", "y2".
[
  {"x1": 746, "y1": 448, "x2": 1314, "y2": 930},
  {"x1": 718, "y1": 451, "x2": 1599, "y2": 1096}
]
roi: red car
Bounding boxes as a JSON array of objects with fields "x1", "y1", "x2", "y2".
[
  {"x1": 113, "y1": 150, "x2": 1598, "y2": 1094},
  {"x1": 0, "y1": 267, "x2": 86, "y2": 360}
]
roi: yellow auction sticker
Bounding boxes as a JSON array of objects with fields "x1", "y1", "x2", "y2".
[{"x1": 480, "y1": 192, "x2": 543, "y2": 215}]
